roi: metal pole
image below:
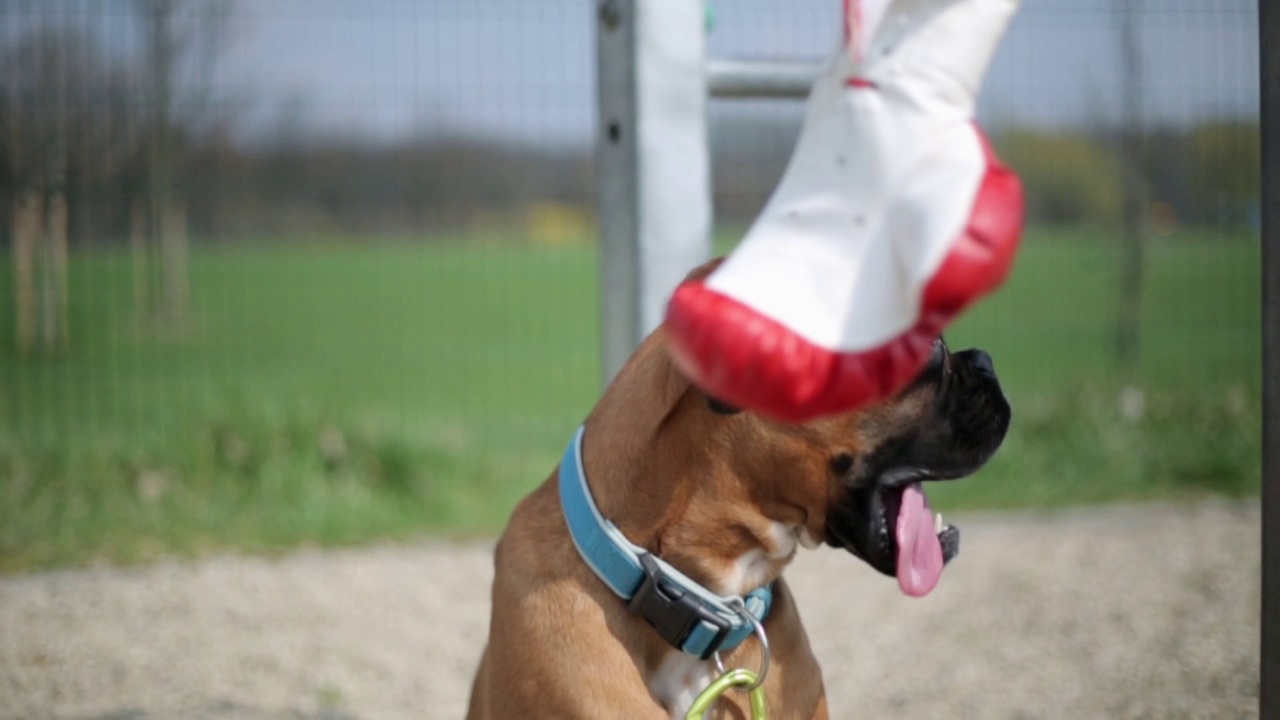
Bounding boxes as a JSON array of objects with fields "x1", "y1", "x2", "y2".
[
  {"x1": 708, "y1": 59, "x2": 822, "y2": 99},
  {"x1": 1261, "y1": 0, "x2": 1278, "y2": 716},
  {"x1": 596, "y1": 0, "x2": 641, "y2": 384},
  {"x1": 595, "y1": 0, "x2": 711, "y2": 384}
]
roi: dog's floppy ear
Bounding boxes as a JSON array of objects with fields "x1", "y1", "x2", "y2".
[
  {"x1": 679, "y1": 259, "x2": 738, "y2": 417},
  {"x1": 681, "y1": 257, "x2": 727, "y2": 284},
  {"x1": 705, "y1": 395, "x2": 741, "y2": 415}
]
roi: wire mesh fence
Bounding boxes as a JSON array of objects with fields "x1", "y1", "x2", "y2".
[{"x1": 0, "y1": 0, "x2": 1261, "y2": 571}]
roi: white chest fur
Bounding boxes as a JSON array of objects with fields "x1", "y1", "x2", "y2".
[
  {"x1": 650, "y1": 651, "x2": 718, "y2": 719},
  {"x1": 649, "y1": 522, "x2": 815, "y2": 717},
  {"x1": 715, "y1": 521, "x2": 802, "y2": 596}
]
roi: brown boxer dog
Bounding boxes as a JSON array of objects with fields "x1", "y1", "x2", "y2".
[{"x1": 467, "y1": 263, "x2": 1011, "y2": 719}]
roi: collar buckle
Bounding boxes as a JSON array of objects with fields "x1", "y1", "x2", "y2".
[{"x1": 628, "y1": 553, "x2": 732, "y2": 660}]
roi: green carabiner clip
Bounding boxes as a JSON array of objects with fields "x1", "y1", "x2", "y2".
[{"x1": 684, "y1": 668, "x2": 767, "y2": 720}]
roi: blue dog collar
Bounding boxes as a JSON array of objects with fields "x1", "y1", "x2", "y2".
[{"x1": 558, "y1": 426, "x2": 773, "y2": 660}]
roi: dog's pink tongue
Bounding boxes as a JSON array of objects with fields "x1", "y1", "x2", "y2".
[{"x1": 896, "y1": 483, "x2": 944, "y2": 597}]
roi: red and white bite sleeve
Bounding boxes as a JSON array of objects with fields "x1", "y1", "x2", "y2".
[{"x1": 665, "y1": 0, "x2": 1025, "y2": 422}]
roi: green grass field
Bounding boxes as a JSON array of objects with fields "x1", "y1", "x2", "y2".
[{"x1": 0, "y1": 227, "x2": 1261, "y2": 571}]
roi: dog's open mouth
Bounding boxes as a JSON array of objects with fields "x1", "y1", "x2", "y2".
[
  {"x1": 828, "y1": 481, "x2": 960, "y2": 598},
  {"x1": 883, "y1": 482, "x2": 959, "y2": 597},
  {"x1": 823, "y1": 345, "x2": 1009, "y2": 598}
]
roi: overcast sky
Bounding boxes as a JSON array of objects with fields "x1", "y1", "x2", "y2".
[{"x1": 12, "y1": 0, "x2": 1261, "y2": 148}]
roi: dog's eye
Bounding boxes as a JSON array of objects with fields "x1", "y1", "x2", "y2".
[
  {"x1": 830, "y1": 453, "x2": 854, "y2": 475},
  {"x1": 705, "y1": 396, "x2": 741, "y2": 415}
]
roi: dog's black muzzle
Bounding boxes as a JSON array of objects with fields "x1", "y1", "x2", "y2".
[{"x1": 825, "y1": 345, "x2": 1011, "y2": 577}]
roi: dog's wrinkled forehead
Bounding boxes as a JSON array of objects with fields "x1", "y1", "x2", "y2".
[
  {"x1": 911, "y1": 336, "x2": 950, "y2": 389},
  {"x1": 845, "y1": 337, "x2": 951, "y2": 449}
]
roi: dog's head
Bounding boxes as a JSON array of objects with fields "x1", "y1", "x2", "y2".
[{"x1": 706, "y1": 337, "x2": 1010, "y2": 597}]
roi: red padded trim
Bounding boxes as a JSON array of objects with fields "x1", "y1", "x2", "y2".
[
  {"x1": 664, "y1": 124, "x2": 1023, "y2": 423},
  {"x1": 922, "y1": 127, "x2": 1024, "y2": 316},
  {"x1": 844, "y1": 0, "x2": 862, "y2": 62},
  {"x1": 845, "y1": 77, "x2": 877, "y2": 89},
  {"x1": 666, "y1": 281, "x2": 936, "y2": 422},
  {"x1": 844, "y1": 0, "x2": 857, "y2": 45}
]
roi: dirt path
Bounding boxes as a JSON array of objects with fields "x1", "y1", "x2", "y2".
[{"x1": 0, "y1": 500, "x2": 1260, "y2": 719}]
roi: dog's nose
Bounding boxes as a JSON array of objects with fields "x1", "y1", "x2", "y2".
[{"x1": 959, "y1": 349, "x2": 996, "y2": 376}]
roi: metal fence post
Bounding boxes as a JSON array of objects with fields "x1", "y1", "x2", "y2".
[
  {"x1": 707, "y1": 59, "x2": 821, "y2": 99},
  {"x1": 1260, "y1": 0, "x2": 1278, "y2": 715},
  {"x1": 595, "y1": 0, "x2": 711, "y2": 384}
]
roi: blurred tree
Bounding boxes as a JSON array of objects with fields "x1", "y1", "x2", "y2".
[
  {"x1": 1186, "y1": 121, "x2": 1261, "y2": 228},
  {"x1": 998, "y1": 130, "x2": 1124, "y2": 226},
  {"x1": 1, "y1": 0, "x2": 234, "y2": 349},
  {"x1": 133, "y1": 0, "x2": 235, "y2": 327},
  {"x1": 1114, "y1": 0, "x2": 1148, "y2": 372},
  {"x1": 1, "y1": 19, "x2": 136, "y2": 355}
]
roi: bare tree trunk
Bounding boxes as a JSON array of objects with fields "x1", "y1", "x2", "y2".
[
  {"x1": 45, "y1": 191, "x2": 70, "y2": 351},
  {"x1": 1115, "y1": 0, "x2": 1147, "y2": 371},
  {"x1": 12, "y1": 190, "x2": 67, "y2": 356},
  {"x1": 145, "y1": 0, "x2": 186, "y2": 327},
  {"x1": 13, "y1": 193, "x2": 41, "y2": 356},
  {"x1": 161, "y1": 200, "x2": 188, "y2": 322},
  {"x1": 128, "y1": 0, "x2": 233, "y2": 329},
  {"x1": 131, "y1": 198, "x2": 150, "y2": 318},
  {"x1": 40, "y1": 1, "x2": 71, "y2": 354}
]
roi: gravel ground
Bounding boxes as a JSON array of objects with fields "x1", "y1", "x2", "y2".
[{"x1": 0, "y1": 500, "x2": 1260, "y2": 720}]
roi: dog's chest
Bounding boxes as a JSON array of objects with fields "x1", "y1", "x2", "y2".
[
  {"x1": 650, "y1": 652, "x2": 718, "y2": 719},
  {"x1": 650, "y1": 524, "x2": 803, "y2": 717}
]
